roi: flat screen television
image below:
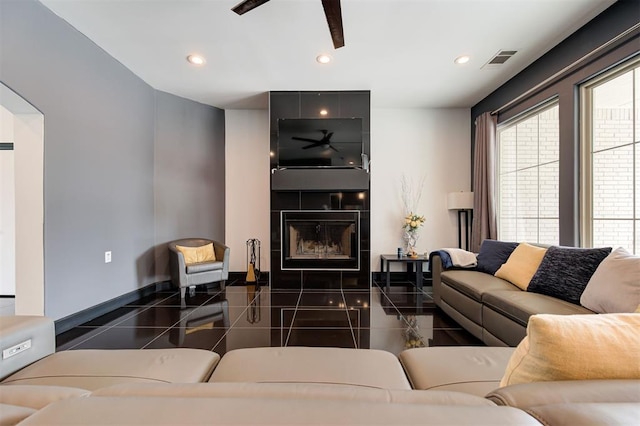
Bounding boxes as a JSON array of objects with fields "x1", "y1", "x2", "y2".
[{"x1": 277, "y1": 118, "x2": 363, "y2": 168}]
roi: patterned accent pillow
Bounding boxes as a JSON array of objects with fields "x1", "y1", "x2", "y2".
[
  {"x1": 527, "y1": 246, "x2": 611, "y2": 305},
  {"x1": 475, "y1": 240, "x2": 519, "y2": 275}
]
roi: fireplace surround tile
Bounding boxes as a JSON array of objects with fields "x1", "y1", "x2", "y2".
[{"x1": 270, "y1": 91, "x2": 370, "y2": 292}]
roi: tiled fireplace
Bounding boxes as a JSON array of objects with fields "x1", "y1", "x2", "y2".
[{"x1": 269, "y1": 90, "x2": 371, "y2": 291}]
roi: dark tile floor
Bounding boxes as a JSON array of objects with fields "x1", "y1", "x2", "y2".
[{"x1": 56, "y1": 279, "x2": 482, "y2": 356}]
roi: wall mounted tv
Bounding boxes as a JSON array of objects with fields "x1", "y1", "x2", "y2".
[{"x1": 277, "y1": 118, "x2": 363, "y2": 168}]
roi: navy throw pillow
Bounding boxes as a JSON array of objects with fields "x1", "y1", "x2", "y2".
[
  {"x1": 527, "y1": 246, "x2": 612, "y2": 305},
  {"x1": 476, "y1": 240, "x2": 519, "y2": 275}
]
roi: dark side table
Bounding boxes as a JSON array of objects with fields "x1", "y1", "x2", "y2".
[{"x1": 380, "y1": 254, "x2": 429, "y2": 296}]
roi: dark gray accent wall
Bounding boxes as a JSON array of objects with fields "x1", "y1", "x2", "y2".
[
  {"x1": 153, "y1": 91, "x2": 225, "y2": 280},
  {"x1": 471, "y1": 0, "x2": 639, "y2": 123},
  {"x1": 0, "y1": 0, "x2": 225, "y2": 322},
  {"x1": 471, "y1": 0, "x2": 640, "y2": 246}
]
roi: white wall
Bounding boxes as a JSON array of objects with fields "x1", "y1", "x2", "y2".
[
  {"x1": 13, "y1": 113, "x2": 44, "y2": 315},
  {"x1": 0, "y1": 100, "x2": 44, "y2": 314},
  {"x1": 225, "y1": 110, "x2": 270, "y2": 273},
  {"x1": 370, "y1": 108, "x2": 471, "y2": 271},
  {"x1": 0, "y1": 105, "x2": 15, "y2": 296}
]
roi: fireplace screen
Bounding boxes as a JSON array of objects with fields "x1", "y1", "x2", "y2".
[{"x1": 281, "y1": 210, "x2": 360, "y2": 270}]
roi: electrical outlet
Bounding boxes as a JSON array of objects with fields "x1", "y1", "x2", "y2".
[{"x1": 105, "y1": 251, "x2": 112, "y2": 263}]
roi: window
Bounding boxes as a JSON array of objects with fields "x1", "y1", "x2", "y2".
[
  {"x1": 497, "y1": 102, "x2": 559, "y2": 244},
  {"x1": 581, "y1": 59, "x2": 639, "y2": 254}
]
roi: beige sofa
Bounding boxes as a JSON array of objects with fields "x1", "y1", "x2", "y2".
[
  {"x1": 431, "y1": 252, "x2": 593, "y2": 346},
  {"x1": 1, "y1": 316, "x2": 638, "y2": 425}
]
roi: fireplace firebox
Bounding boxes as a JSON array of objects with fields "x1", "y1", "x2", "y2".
[{"x1": 281, "y1": 210, "x2": 360, "y2": 270}]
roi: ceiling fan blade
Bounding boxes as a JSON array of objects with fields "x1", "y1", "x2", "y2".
[
  {"x1": 292, "y1": 137, "x2": 322, "y2": 143},
  {"x1": 232, "y1": 0, "x2": 271, "y2": 15},
  {"x1": 329, "y1": 145, "x2": 339, "y2": 152},
  {"x1": 302, "y1": 143, "x2": 323, "y2": 150},
  {"x1": 321, "y1": 0, "x2": 344, "y2": 49}
]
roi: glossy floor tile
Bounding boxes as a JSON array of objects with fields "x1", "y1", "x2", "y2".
[{"x1": 56, "y1": 280, "x2": 482, "y2": 355}]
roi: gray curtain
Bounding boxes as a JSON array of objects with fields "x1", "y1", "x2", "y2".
[{"x1": 471, "y1": 112, "x2": 498, "y2": 252}]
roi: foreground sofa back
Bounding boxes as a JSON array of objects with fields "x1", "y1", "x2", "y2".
[
  {"x1": 11, "y1": 379, "x2": 639, "y2": 425},
  {"x1": 3, "y1": 315, "x2": 638, "y2": 425},
  {"x1": 0, "y1": 316, "x2": 55, "y2": 381},
  {"x1": 18, "y1": 395, "x2": 541, "y2": 425}
]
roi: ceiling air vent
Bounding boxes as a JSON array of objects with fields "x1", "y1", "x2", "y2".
[{"x1": 482, "y1": 50, "x2": 517, "y2": 69}]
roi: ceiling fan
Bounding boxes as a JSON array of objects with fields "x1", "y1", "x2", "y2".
[
  {"x1": 293, "y1": 130, "x2": 339, "y2": 152},
  {"x1": 232, "y1": 0, "x2": 345, "y2": 49}
]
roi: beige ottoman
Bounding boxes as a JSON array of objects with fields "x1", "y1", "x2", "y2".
[
  {"x1": 399, "y1": 346, "x2": 514, "y2": 396},
  {"x1": 1, "y1": 349, "x2": 220, "y2": 390},
  {"x1": 209, "y1": 346, "x2": 412, "y2": 389}
]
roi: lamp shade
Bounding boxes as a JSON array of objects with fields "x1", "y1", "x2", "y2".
[{"x1": 447, "y1": 191, "x2": 474, "y2": 210}]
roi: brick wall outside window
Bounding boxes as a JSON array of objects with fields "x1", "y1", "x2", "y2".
[{"x1": 498, "y1": 104, "x2": 559, "y2": 244}]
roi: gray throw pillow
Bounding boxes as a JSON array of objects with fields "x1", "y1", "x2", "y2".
[
  {"x1": 527, "y1": 246, "x2": 612, "y2": 305},
  {"x1": 476, "y1": 240, "x2": 519, "y2": 275}
]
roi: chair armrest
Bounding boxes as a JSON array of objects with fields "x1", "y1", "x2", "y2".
[
  {"x1": 167, "y1": 244, "x2": 188, "y2": 286},
  {"x1": 213, "y1": 241, "x2": 230, "y2": 280}
]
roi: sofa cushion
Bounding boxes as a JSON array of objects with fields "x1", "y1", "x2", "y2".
[
  {"x1": 0, "y1": 403, "x2": 36, "y2": 425},
  {"x1": 495, "y1": 243, "x2": 547, "y2": 290},
  {"x1": 483, "y1": 291, "x2": 593, "y2": 327},
  {"x1": 500, "y1": 313, "x2": 640, "y2": 387},
  {"x1": 398, "y1": 346, "x2": 514, "y2": 396},
  {"x1": 175, "y1": 243, "x2": 216, "y2": 265},
  {"x1": 1, "y1": 349, "x2": 220, "y2": 390},
  {"x1": 580, "y1": 247, "x2": 640, "y2": 313},
  {"x1": 527, "y1": 246, "x2": 611, "y2": 305},
  {"x1": 476, "y1": 240, "x2": 519, "y2": 275},
  {"x1": 208, "y1": 346, "x2": 412, "y2": 390},
  {"x1": 185, "y1": 261, "x2": 224, "y2": 274},
  {"x1": 440, "y1": 270, "x2": 518, "y2": 303},
  {"x1": 0, "y1": 384, "x2": 89, "y2": 409}
]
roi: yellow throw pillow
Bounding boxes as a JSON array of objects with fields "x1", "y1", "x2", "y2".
[
  {"x1": 175, "y1": 243, "x2": 216, "y2": 265},
  {"x1": 500, "y1": 313, "x2": 640, "y2": 387},
  {"x1": 495, "y1": 243, "x2": 547, "y2": 290}
]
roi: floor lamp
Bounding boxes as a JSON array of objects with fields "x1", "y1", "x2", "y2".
[{"x1": 447, "y1": 192, "x2": 474, "y2": 251}]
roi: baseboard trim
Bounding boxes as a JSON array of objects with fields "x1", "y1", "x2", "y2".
[
  {"x1": 54, "y1": 281, "x2": 173, "y2": 335},
  {"x1": 372, "y1": 271, "x2": 432, "y2": 284},
  {"x1": 228, "y1": 271, "x2": 269, "y2": 286}
]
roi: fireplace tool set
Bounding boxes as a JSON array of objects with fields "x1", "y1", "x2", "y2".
[{"x1": 246, "y1": 239, "x2": 261, "y2": 324}]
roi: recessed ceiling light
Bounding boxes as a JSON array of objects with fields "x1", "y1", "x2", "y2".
[
  {"x1": 316, "y1": 54, "x2": 332, "y2": 64},
  {"x1": 320, "y1": 109, "x2": 328, "y2": 116},
  {"x1": 187, "y1": 54, "x2": 206, "y2": 65},
  {"x1": 454, "y1": 55, "x2": 470, "y2": 65}
]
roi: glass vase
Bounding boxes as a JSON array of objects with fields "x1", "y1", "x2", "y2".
[{"x1": 404, "y1": 230, "x2": 419, "y2": 257}]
